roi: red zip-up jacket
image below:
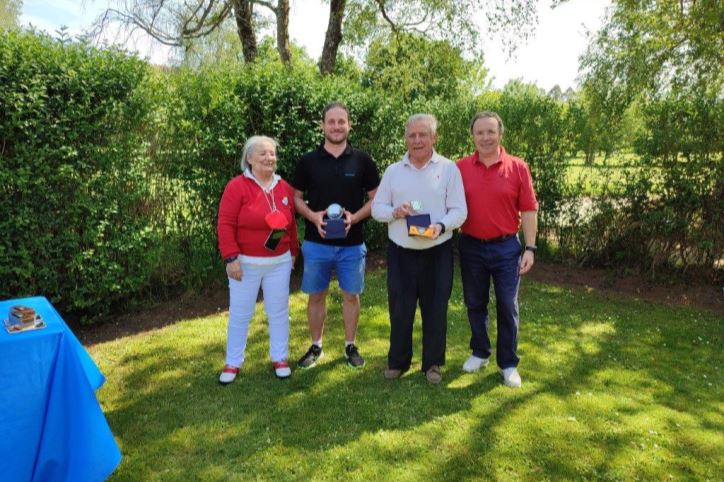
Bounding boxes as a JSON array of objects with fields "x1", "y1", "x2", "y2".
[{"x1": 217, "y1": 174, "x2": 299, "y2": 259}]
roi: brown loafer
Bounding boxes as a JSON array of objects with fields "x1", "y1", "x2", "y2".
[
  {"x1": 426, "y1": 365, "x2": 442, "y2": 384},
  {"x1": 384, "y1": 367, "x2": 406, "y2": 379}
]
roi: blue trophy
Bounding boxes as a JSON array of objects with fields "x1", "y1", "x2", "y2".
[{"x1": 325, "y1": 203, "x2": 346, "y2": 239}]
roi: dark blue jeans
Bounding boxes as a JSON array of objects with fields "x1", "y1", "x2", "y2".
[{"x1": 458, "y1": 234, "x2": 521, "y2": 369}]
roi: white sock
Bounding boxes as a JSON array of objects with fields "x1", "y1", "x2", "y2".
[
  {"x1": 345, "y1": 341, "x2": 355, "y2": 348},
  {"x1": 312, "y1": 340, "x2": 322, "y2": 348}
]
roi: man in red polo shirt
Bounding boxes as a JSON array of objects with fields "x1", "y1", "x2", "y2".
[{"x1": 457, "y1": 111, "x2": 538, "y2": 388}]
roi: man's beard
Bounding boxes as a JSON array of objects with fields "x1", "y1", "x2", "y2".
[{"x1": 325, "y1": 132, "x2": 348, "y2": 145}]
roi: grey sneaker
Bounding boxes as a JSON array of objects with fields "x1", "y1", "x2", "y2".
[
  {"x1": 426, "y1": 365, "x2": 443, "y2": 384},
  {"x1": 298, "y1": 344, "x2": 323, "y2": 368},
  {"x1": 344, "y1": 344, "x2": 365, "y2": 368},
  {"x1": 383, "y1": 367, "x2": 406, "y2": 379}
]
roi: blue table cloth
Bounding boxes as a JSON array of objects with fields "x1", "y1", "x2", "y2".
[{"x1": 0, "y1": 297, "x2": 121, "y2": 482}]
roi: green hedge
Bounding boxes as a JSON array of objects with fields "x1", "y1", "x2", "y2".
[
  {"x1": 0, "y1": 31, "x2": 159, "y2": 319},
  {"x1": 1, "y1": 31, "x2": 720, "y2": 322}
]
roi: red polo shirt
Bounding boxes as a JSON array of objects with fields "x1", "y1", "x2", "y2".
[{"x1": 457, "y1": 147, "x2": 538, "y2": 240}]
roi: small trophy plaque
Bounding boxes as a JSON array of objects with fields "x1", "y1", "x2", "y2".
[
  {"x1": 406, "y1": 200, "x2": 434, "y2": 238},
  {"x1": 325, "y1": 203, "x2": 346, "y2": 239},
  {"x1": 4, "y1": 305, "x2": 45, "y2": 333}
]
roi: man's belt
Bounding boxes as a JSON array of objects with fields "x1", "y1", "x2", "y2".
[{"x1": 466, "y1": 233, "x2": 516, "y2": 244}]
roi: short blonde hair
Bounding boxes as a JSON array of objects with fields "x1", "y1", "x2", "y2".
[{"x1": 241, "y1": 135, "x2": 278, "y2": 171}]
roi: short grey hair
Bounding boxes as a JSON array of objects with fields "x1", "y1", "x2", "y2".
[
  {"x1": 405, "y1": 113, "x2": 438, "y2": 136},
  {"x1": 470, "y1": 111, "x2": 504, "y2": 136},
  {"x1": 241, "y1": 135, "x2": 278, "y2": 171}
]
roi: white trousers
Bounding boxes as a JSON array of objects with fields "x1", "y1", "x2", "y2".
[{"x1": 225, "y1": 259, "x2": 292, "y2": 367}]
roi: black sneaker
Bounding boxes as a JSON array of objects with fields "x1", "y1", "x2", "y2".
[
  {"x1": 298, "y1": 344, "x2": 323, "y2": 368},
  {"x1": 345, "y1": 344, "x2": 365, "y2": 368}
]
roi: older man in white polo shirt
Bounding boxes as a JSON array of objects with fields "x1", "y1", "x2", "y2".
[{"x1": 372, "y1": 113, "x2": 467, "y2": 384}]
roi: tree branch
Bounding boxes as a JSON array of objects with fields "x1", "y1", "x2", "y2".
[{"x1": 374, "y1": 0, "x2": 398, "y2": 32}]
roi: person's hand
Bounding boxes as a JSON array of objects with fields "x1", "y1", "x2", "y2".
[
  {"x1": 343, "y1": 209, "x2": 355, "y2": 235},
  {"x1": 226, "y1": 259, "x2": 242, "y2": 281},
  {"x1": 393, "y1": 202, "x2": 413, "y2": 219},
  {"x1": 311, "y1": 210, "x2": 327, "y2": 238},
  {"x1": 519, "y1": 250, "x2": 535, "y2": 275},
  {"x1": 428, "y1": 223, "x2": 443, "y2": 240},
  {"x1": 291, "y1": 256, "x2": 297, "y2": 270}
]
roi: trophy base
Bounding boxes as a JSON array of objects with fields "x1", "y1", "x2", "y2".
[{"x1": 325, "y1": 218, "x2": 346, "y2": 239}]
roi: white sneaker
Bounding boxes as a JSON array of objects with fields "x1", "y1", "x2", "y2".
[
  {"x1": 273, "y1": 361, "x2": 291, "y2": 379},
  {"x1": 462, "y1": 355, "x2": 490, "y2": 373},
  {"x1": 219, "y1": 365, "x2": 240, "y2": 384},
  {"x1": 501, "y1": 367, "x2": 522, "y2": 388}
]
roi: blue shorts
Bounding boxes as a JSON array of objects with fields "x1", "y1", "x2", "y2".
[{"x1": 301, "y1": 241, "x2": 367, "y2": 295}]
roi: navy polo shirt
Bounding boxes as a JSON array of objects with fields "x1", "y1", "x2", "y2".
[{"x1": 292, "y1": 143, "x2": 380, "y2": 246}]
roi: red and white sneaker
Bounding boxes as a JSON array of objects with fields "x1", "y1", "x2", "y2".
[
  {"x1": 219, "y1": 365, "x2": 240, "y2": 385},
  {"x1": 273, "y1": 360, "x2": 291, "y2": 379}
]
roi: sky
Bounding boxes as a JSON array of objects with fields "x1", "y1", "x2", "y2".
[{"x1": 19, "y1": 0, "x2": 611, "y2": 91}]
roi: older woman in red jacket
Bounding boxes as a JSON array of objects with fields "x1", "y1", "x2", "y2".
[{"x1": 217, "y1": 135, "x2": 299, "y2": 383}]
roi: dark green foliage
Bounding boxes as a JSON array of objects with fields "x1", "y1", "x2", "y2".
[
  {"x1": 363, "y1": 33, "x2": 479, "y2": 102},
  {"x1": 0, "y1": 30, "x2": 159, "y2": 320},
  {"x1": 1, "y1": 30, "x2": 720, "y2": 322}
]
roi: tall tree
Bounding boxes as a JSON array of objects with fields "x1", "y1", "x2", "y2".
[
  {"x1": 231, "y1": 0, "x2": 257, "y2": 62},
  {"x1": 581, "y1": 0, "x2": 723, "y2": 106},
  {"x1": 100, "y1": 0, "x2": 543, "y2": 75},
  {"x1": 319, "y1": 0, "x2": 345, "y2": 74},
  {"x1": 323, "y1": 0, "x2": 540, "y2": 75},
  {"x1": 342, "y1": 0, "x2": 538, "y2": 57},
  {"x1": 0, "y1": 0, "x2": 22, "y2": 30},
  {"x1": 99, "y1": 0, "x2": 289, "y2": 64},
  {"x1": 363, "y1": 32, "x2": 487, "y2": 101}
]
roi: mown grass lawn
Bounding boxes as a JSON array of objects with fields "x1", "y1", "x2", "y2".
[{"x1": 89, "y1": 268, "x2": 723, "y2": 481}]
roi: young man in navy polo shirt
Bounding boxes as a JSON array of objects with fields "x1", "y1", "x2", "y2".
[
  {"x1": 292, "y1": 102, "x2": 380, "y2": 369},
  {"x1": 457, "y1": 111, "x2": 539, "y2": 388}
]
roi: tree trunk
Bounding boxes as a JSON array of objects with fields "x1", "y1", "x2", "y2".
[
  {"x1": 276, "y1": 0, "x2": 291, "y2": 64},
  {"x1": 319, "y1": 0, "x2": 346, "y2": 75},
  {"x1": 231, "y1": 0, "x2": 257, "y2": 63}
]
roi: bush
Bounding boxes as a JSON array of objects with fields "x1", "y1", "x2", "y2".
[
  {"x1": 554, "y1": 93, "x2": 723, "y2": 281},
  {"x1": 0, "y1": 30, "x2": 158, "y2": 321}
]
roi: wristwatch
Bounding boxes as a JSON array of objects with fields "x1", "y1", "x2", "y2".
[
  {"x1": 437, "y1": 222, "x2": 446, "y2": 234},
  {"x1": 525, "y1": 245, "x2": 537, "y2": 253},
  {"x1": 224, "y1": 256, "x2": 238, "y2": 264}
]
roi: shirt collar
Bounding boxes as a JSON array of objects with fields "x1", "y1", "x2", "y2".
[
  {"x1": 474, "y1": 146, "x2": 508, "y2": 166},
  {"x1": 244, "y1": 169, "x2": 281, "y2": 192},
  {"x1": 402, "y1": 149, "x2": 442, "y2": 169},
  {"x1": 318, "y1": 142, "x2": 353, "y2": 158}
]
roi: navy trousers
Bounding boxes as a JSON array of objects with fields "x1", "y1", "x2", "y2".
[
  {"x1": 458, "y1": 234, "x2": 521, "y2": 369},
  {"x1": 386, "y1": 239, "x2": 453, "y2": 372}
]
